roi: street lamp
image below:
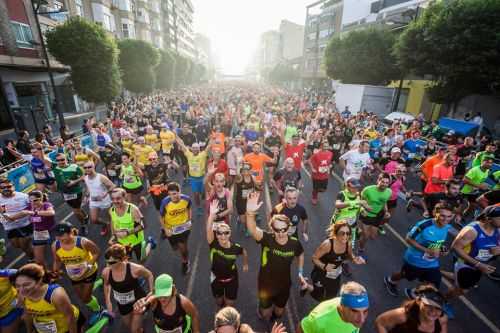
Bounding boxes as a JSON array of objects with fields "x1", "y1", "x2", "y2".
[{"x1": 30, "y1": 0, "x2": 67, "y2": 128}]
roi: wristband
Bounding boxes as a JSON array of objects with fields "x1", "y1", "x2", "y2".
[{"x1": 298, "y1": 268, "x2": 303, "y2": 277}]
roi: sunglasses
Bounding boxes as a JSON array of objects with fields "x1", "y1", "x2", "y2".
[
  {"x1": 337, "y1": 230, "x2": 351, "y2": 237},
  {"x1": 30, "y1": 198, "x2": 41, "y2": 202},
  {"x1": 0, "y1": 185, "x2": 13, "y2": 189},
  {"x1": 56, "y1": 159, "x2": 66, "y2": 162},
  {"x1": 83, "y1": 166, "x2": 93, "y2": 169},
  {"x1": 216, "y1": 231, "x2": 230, "y2": 236},
  {"x1": 272, "y1": 226, "x2": 289, "y2": 233}
]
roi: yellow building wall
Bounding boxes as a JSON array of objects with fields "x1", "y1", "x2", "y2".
[{"x1": 387, "y1": 80, "x2": 442, "y2": 120}]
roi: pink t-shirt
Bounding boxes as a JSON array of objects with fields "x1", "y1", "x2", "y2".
[
  {"x1": 384, "y1": 160, "x2": 400, "y2": 175},
  {"x1": 390, "y1": 178, "x2": 403, "y2": 201}
]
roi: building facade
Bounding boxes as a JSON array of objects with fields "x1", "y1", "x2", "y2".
[{"x1": 279, "y1": 19, "x2": 304, "y2": 61}]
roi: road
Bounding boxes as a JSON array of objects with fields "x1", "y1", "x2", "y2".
[{"x1": 2, "y1": 166, "x2": 500, "y2": 333}]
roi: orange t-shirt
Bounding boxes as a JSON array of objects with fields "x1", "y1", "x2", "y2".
[
  {"x1": 211, "y1": 132, "x2": 225, "y2": 154},
  {"x1": 243, "y1": 153, "x2": 272, "y2": 182},
  {"x1": 421, "y1": 155, "x2": 443, "y2": 181},
  {"x1": 424, "y1": 162, "x2": 454, "y2": 194}
]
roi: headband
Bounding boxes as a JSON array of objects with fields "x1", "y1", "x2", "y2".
[{"x1": 340, "y1": 292, "x2": 369, "y2": 309}]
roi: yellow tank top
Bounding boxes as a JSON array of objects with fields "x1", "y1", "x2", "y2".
[
  {"x1": 24, "y1": 284, "x2": 79, "y2": 333},
  {"x1": 0, "y1": 271, "x2": 17, "y2": 318},
  {"x1": 121, "y1": 139, "x2": 133, "y2": 155},
  {"x1": 144, "y1": 133, "x2": 161, "y2": 151},
  {"x1": 74, "y1": 152, "x2": 89, "y2": 166},
  {"x1": 55, "y1": 237, "x2": 97, "y2": 281}
]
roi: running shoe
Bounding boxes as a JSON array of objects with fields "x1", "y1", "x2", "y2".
[
  {"x1": 93, "y1": 278, "x2": 103, "y2": 291},
  {"x1": 182, "y1": 261, "x2": 191, "y2": 275},
  {"x1": 342, "y1": 263, "x2": 352, "y2": 278},
  {"x1": 378, "y1": 226, "x2": 386, "y2": 235},
  {"x1": 406, "y1": 199, "x2": 414, "y2": 212},
  {"x1": 404, "y1": 287, "x2": 416, "y2": 299},
  {"x1": 197, "y1": 207, "x2": 203, "y2": 216},
  {"x1": 80, "y1": 225, "x2": 88, "y2": 236},
  {"x1": 311, "y1": 198, "x2": 318, "y2": 206},
  {"x1": 384, "y1": 276, "x2": 399, "y2": 297},
  {"x1": 147, "y1": 236, "x2": 157, "y2": 250},
  {"x1": 487, "y1": 271, "x2": 500, "y2": 281}
]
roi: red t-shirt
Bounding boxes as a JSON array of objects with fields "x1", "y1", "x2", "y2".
[
  {"x1": 310, "y1": 150, "x2": 333, "y2": 180},
  {"x1": 285, "y1": 143, "x2": 306, "y2": 170},
  {"x1": 209, "y1": 158, "x2": 229, "y2": 178},
  {"x1": 424, "y1": 162, "x2": 454, "y2": 194}
]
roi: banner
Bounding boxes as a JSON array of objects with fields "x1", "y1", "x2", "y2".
[{"x1": 7, "y1": 163, "x2": 35, "y2": 193}]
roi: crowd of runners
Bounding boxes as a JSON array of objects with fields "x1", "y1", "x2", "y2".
[{"x1": 0, "y1": 83, "x2": 499, "y2": 333}]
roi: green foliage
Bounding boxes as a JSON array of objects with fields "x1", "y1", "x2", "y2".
[
  {"x1": 155, "y1": 49, "x2": 176, "y2": 90},
  {"x1": 268, "y1": 63, "x2": 299, "y2": 84},
  {"x1": 46, "y1": 17, "x2": 121, "y2": 103},
  {"x1": 118, "y1": 39, "x2": 160, "y2": 94},
  {"x1": 174, "y1": 55, "x2": 189, "y2": 85},
  {"x1": 325, "y1": 27, "x2": 401, "y2": 85},
  {"x1": 395, "y1": 0, "x2": 500, "y2": 104}
]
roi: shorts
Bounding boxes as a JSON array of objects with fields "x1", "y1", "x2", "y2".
[
  {"x1": 258, "y1": 282, "x2": 291, "y2": 309},
  {"x1": 89, "y1": 199, "x2": 112, "y2": 210},
  {"x1": 124, "y1": 185, "x2": 144, "y2": 195},
  {"x1": 167, "y1": 230, "x2": 190, "y2": 250},
  {"x1": 65, "y1": 193, "x2": 83, "y2": 209},
  {"x1": 126, "y1": 242, "x2": 144, "y2": 261},
  {"x1": 455, "y1": 265, "x2": 482, "y2": 290},
  {"x1": 7, "y1": 224, "x2": 33, "y2": 239},
  {"x1": 116, "y1": 289, "x2": 146, "y2": 316},
  {"x1": 32, "y1": 229, "x2": 55, "y2": 246},
  {"x1": 189, "y1": 176, "x2": 204, "y2": 193},
  {"x1": 211, "y1": 275, "x2": 238, "y2": 300},
  {"x1": 401, "y1": 261, "x2": 442, "y2": 288},
  {"x1": 359, "y1": 212, "x2": 384, "y2": 227},
  {"x1": 71, "y1": 270, "x2": 98, "y2": 285},
  {"x1": 312, "y1": 179, "x2": 328, "y2": 192},
  {"x1": 310, "y1": 268, "x2": 341, "y2": 302},
  {"x1": 0, "y1": 307, "x2": 23, "y2": 327},
  {"x1": 151, "y1": 191, "x2": 168, "y2": 210},
  {"x1": 34, "y1": 178, "x2": 55, "y2": 185},
  {"x1": 387, "y1": 199, "x2": 398, "y2": 209}
]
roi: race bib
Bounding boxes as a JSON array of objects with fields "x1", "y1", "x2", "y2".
[
  {"x1": 63, "y1": 193, "x2": 77, "y2": 201},
  {"x1": 408, "y1": 153, "x2": 416, "y2": 159},
  {"x1": 476, "y1": 249, "x2": 493, "y2": 262},
  {"x1": 241, "y1": 189, "x2": 252, "y2": 199},
  {"x1": 66, "y1": 262, "x2": 88, "y2": 280},
  {"x1": 125, "y1": 177, "x2": 135, "y2": 184},
  {"x1": 157, "y1": 327, "x2": 183, "y2": 333},
  {"x1": 107, "y1": 169, "x2": 117, "y2": 177},
  {"x1": 332, "y1": 143, "x2": 340, "y2": 150},
  {"x1": 33, "y1": 320, "x2": 57, "y2": 333},
  {"x1": 326, "y1": 266, "x2": 342, "y2": 279},
  {"x1": 113, "y1": 290, "x2": 135, "y2": 305},
  {"x1": 31, "y1": 216, "x2": 42, "y2": 223},
  {"x1": 34, "y1": 230, "x2": 50, "y2": 241},
  {"x1": 318, "y1": 166, "x2": 329, "y2": 174},
  {"x1": 287, "y1": 225, "x2": 297, "y2": 236},
  {"x1": 422, "y1": 253, "x2": 437, "y2": 262},
  {"x1": 190, "y1": 164, "x2": 201, "y2": 173},
  {"x1": 34, "y1": 171, "x2": 46, "y2": 180},
  {"x1": 172, "y1": 221, "x2": 192, "y2": 235}
]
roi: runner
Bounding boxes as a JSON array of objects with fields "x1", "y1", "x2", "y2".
[
  {"x1": 133, "y1": 273, "x2": 201, "y2": 333},
  {"x1": 298, "y1": 281, "x2": 369, "y2": 333},
  {"x1": 384, "y1": 203, "x2": 454, "y2": 297},
  {"x1": 120, "y1": 152, "x2": 147, "y2": 207},
  {"x1": 226, "y1": 135, "x2": 245, "y2": 185},
  {"x1": 245, "y1": 192, "x2": 306, "y2": 322},
  {"x1": 307, "y1": 141, "x2": 333, "y2": 205},
  {"x1": 0, "y1": 268, "x2": 22, "y2": 333},
  {"x1": 243, "y1": 142, "x2": 277, "y2": 186},
  {"x1": 206, "y1": 200, "x2": 248, "y2": 307},
  {"x1": 375, "y1": 284, "x2": 448, "y2": 333},
  {"x1": 14, "y1": 263, "x2": 84, "y2": 333},
  {"x1": 102, "y1": 243, "x2": 154, "y2": 333},
  {"x1": 145, "y1": 151, "x2": 172, "y2": 210},
  {"x1": 283, "y1": 134, "x2": 306, "y2": 172},
  {"x1": 109, "y1": 188, "x2": 155, "y2": 263},
  {"x1": 271, "y1": 157, "x2": 302, "y2": 200},
  {"x1": 302, "y1": 221, "x2": 365, "y2": 302},
  {"x1": 26, "y1": 190, "x2": 55, "y2": 267},
  {"x1": 233, "y1": 162, "x2": 257, "y2": 231},
  {"x1": 205, "y1": 167, "x2": 233, "y2": 225},
  {"x1": 51, "y1": 222, "x2": 103, "y2": 317},
  {"x1": 461, "y1": 156, "x2": 494, "y2": 214},
  {"x1": 339, "y1": 141, "x2": 372, "y2": 182},
  {"x1": 159, "y1": 182, "x2": 193, "y2": 274},
  {"x1": 13, "y1": 143, "x2": 56, "y2": 192},
  {"x1": 271, "y1": 187, "x2": 309, "y2": 242},
  {"x1": 100, "y1": 143, "x2": 122, "y2": 185},
  {"x1": 83, "y1": 161, "x2": 115, "y2": 235}
]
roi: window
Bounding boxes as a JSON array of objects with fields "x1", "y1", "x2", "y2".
[
  {"x1": 10, "y1": 22, "x2": 33, "y2": 48},
  {"x1": 103, "y1": 13, "x2": 112, "y2": 31},
  {"x1": 122, "y1": 23, "x2": 129, "y2": 37},
  {"x1": 308, "y1": 32, "x2": 316, "y2": 41},
  {"x1": 75, "y1": 0, "x2": 84, "y2": 16},
  {"x1": 319, "y1": 29, "x2": 331, "y2": 39}
]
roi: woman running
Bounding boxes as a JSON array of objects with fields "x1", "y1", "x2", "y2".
[
  {"x1": 210, "y1": 306, "x2": 287, "y2": 333},
  {"x1": 207, "y1": 200, "x2": 248, "y2": 308},
  {"x1": 102, "y1": 243, "x2": 153, "y2": 333},
  {"x1": 0, "y1": 269, "x2": 23, "y2": 333},
  {"x1": 27, "y1": 190, "x2": 55, "y2": 267},
  {"x1": 51, "y1": 222, "x2": 103, "y2": 316},
  {"x1": 134, "y1": 273, "x2": 200, "y2": 333},
  {"x1": 233, "y1": 162, "x2": 257, "y2": 230}
]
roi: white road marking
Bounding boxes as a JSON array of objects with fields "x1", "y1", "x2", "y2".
[
  {"x1": 61, "y1": 212, "x2": 74, "y2": 222},
  {"x1": 322, "y1": 169, "x2": 500, "y2": 333},
  {"x1": 186, "y1": 244, "x2": 201, "y2": 298},
  {"x1": 264, "y1": 182, "x2": 297, "y2": 333}
]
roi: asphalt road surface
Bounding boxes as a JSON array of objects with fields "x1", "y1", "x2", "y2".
[{"x1": 2, "y1": 166, "x2": 500, "y2": 333}]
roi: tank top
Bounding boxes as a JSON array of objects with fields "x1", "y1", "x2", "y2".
[
  {"x1": 109, "y1": 263, "x2": 145, "y2": 307},
  {"x1": 333, "y1": 190, "x2": 360, "y2": 224},
  {"x1": 31, "y1": 157, "x2": 53, "y2": 181},
  {"x1": 28, "y1": 202, "x2": 55, "y2": 232},
  {"x1": 55, "y1": 237, "x2": 98, "y2": 281},
  {"x1": 84, "y1": 174, "x2": 110, "y2": 202},
  {"x1": 313, "y1": 239, "x2": 348, "y2": 280},
  {"x1": 209, "y1": 189, "x2": 230, "y2": 223},
  {"x1": 24, "y1": 284, "x2": 79, "y2": 333},
  {"x1": 464, "y1": 222, "x2": 499, "y2": 263},
  {"x1": 235, "y1": 177, "x2": 254, "y2": 202},
  {"x1": 121, "y1": 164, "x2": 142, "y2": 189},
  {"x1": 110, "y1": 203, "x2": 144, "y2": 246},
  {"x1": 389, "y1": 313, "x2": 442, "y2": 333},
  {"x1": 0, "y1": 269, "x2": 17, "y2": 318},
  {"x1": 153, "y1": 294, "x2": 191, "y2": 332}
]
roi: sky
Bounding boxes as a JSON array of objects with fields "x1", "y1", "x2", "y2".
[{"x1": 191, "y1": 0, "x2": 311, "y2": 75}]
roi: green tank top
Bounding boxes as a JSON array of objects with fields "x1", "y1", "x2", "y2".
[
  {"x1": 332, "y1": 190, "x2": 361, "y2": 223},
  {"x1": 121, "y1": 164, "x2": 142, "y2": 189},
  {"x1": 110, "y1": 204, "x2": 144, "y2": 246}
]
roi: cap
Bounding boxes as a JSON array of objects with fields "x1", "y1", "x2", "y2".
[
  {"x1": 154, "y1": 274, "x2": 173, "y2": 298},
  {"x1": 346, "y1": 177, "x2": 361, "y2": 188},
  {"x1": 191, "y1": 143, "x2": 200, "y2": 149},
  {"x1": 478, "y1": 205, "x2": 500, "y2": 219},
  {"x1": 417, "y1": 290, "x2": 445, "y2": 310},
  {"x1": 391, "y1": 147, "x2": 401, "y2": 154},
  {"x1": 53, "y1": 222, "x2": 73, "y2": 236}
]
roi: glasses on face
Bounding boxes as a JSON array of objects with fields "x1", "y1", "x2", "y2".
[
  {"x1": 440, "y1": 214, "x2": 454, "y2": 219},
  {"x1": 216, "y1": 231, "x2": 230, "y2": 236},
  {"x1": 0, "y1": 185, "x2": 12, "y2": 190},
  {"x1": 272, "y1": 226, "x2": 289, "y2": 234},
  {"x1": 30, "y1": 198, "x2": 41, "y2": 202},
  {"x1": 337, "y1": 230, "x2": 351, "y2": 237},
  {"x1": 83, "y1": 166, "x2": 93, "y2": 169},
  {"x1": 56, "y1": 159, "x2": 66, "y2": 162}
]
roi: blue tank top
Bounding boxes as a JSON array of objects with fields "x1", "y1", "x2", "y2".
[
  {"x1": 467, "y1": 222, "x2": 499, "y2": 262},
  {"x1": 31, "y1": 157, "x2": 53, "y2": 180},
  {"x1": 96, "y1": 134, "x2": 106, "y2": 147}
]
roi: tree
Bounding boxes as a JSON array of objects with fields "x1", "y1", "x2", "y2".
[
  {"x1": 155, "y1": 49, "x2": 176, "y2": 90},
  {"x1": 118, "y1": 39, "x2": 160, "y2": 94},
  {"x1": 174, "y1": 55, "x2": 190, "y2": 85},
  {"x1": 268, "y1": 63, "x2": 299, "y2": 85},
  {"x1": 394, "y1": 0, "x2": 500, "y2": 105},
  {"x1": 46, "y1": 17, "x2": 121, "y2": 103},
  {"x1": 324, "y1": 27, "x2": 401, "y2": 85}
]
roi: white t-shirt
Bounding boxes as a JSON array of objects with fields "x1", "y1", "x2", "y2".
[
  {"x1": 340, "y1": 150, "x2": 372, "y2": 181},
  {"x1": 0, "y1": 192, "x2": 31, "y2": 230}
]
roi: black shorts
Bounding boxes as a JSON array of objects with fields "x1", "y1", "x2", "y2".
[
  {"x1": 124, "y1": 185, "x2": 144, "y2": 195},
  {"x1": 312, "y1": 179, "x2": 328, "y2": 192},
  {"x1": 456, "y1": 265, "x2": 482, "y2": 290},
  {"x1": 167, "y1": 230, "x2": 190, "y2": 250},
  {"x1": 387, "y1": 199, "x2": 398, "y2": 209},
  {"x1": 71, "y1": 270, "x2": 98, "y2": 285},
  {"x1": 211, "y1": 275, "x2": 238, "y2": 300},
  {"x1": 359, "y1": 213, "x2": 384, "y2": 227},
  {"x1": 151, "y1": 191, "x2": 168, "y2": 210},
  {"x1": 258, "y1": 281, "x2": 291, "y2": 309},
  {"x1": 117, "y1": 289, "x2": 146, "y2": 316},
  {"x1": 127, "y1": 242, "x2": 143, "y2": 261},
  {"x1": 65, "y1": 193, "x2": 83, "y2": 209},
  {"x1": 7, "y1": 224, "x2": 33, "y2": 239},
  {"x1": 401, "y1": 261, "x2": 442, "y2": 288}
]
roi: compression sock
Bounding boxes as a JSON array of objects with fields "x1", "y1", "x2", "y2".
[
  {"x1": 85, "y1": 317, "x2": 109, "y2": 333},
  {"x1": 93, "y1": 278, "x2": 103, "y2": 291},
  {"x1": 86, "y1": 296, "x2": 101, "y2": 312}
]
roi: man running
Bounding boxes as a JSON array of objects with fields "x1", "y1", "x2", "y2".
[
  {"x1": 271, "y1": 157, "x2": 302, "y2": 200},
  {"x1": 271, "y1": 187, "x2": 309, "y2": 242},
  {"x1": 307, "y1": 141, "x2": 333, "y2": 205}
]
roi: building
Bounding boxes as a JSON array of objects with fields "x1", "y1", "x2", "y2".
[
  {"x1": 279, "y1": 19, "x2": 304, "y2": 61},
  {"x1": 301, "y1": 0, "x2": 343, "y2": 88},
  {"x1": 173, "y1": 0, "x2": 195, "y2": 59}
]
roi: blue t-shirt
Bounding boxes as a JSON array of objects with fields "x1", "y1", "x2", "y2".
[
  {"x1": 243, "y1": 129, "x2": 259, "y2": 142},
  {"x1": 403, "y1": 139, "x2": 425, "y2": 160},
  {"x1": 369, "y1": 139, "x2": 382, "y2": 160},
  {"x1": 404, "y1": 219, "x2": 451, "y2": 268}
]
